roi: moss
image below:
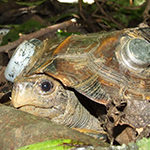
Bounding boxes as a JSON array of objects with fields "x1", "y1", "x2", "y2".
[{"x1": 1, "y1": 19, "x2": 44, "y2": 45}]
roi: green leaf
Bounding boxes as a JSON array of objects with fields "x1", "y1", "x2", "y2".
[
  {"x1": 16, "y1": 0, "x2": 47, "y2": 6},
  {"x1": 56, "y1": 29, "x2": 80, "y2": 38},
  {"x1": 18, "y1": 139, "x2": 87, "y2": 150},
  {"x1": 134, "y1": 0, "x2": 145, "y2": 6},
  {"x1": 137, "y1": 137, "x2": 150, "y2": 150}
]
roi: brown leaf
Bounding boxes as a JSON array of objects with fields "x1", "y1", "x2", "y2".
[{"x1": 115, "y1": 126, "x2": 137, "y2": 145}]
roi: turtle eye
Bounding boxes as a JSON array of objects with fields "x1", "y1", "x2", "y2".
[{"x1": 40, "y1": 81, "x2": 53, "y2": 92}]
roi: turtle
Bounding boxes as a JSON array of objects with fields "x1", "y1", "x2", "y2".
[{"x1": 5, "y1": 27, "x2": 150, "y2": 143}]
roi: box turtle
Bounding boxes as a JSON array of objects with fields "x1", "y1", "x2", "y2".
[{"x1": 5, "y1": 27, "x2": 150, "y2": 143}]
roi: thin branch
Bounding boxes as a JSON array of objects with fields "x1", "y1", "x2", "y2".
[
  {"x1": 78, "y1": 0, "x2": 86, "y2": 21},
  {"x1": 143, "y1": 0, "x2": 150, "y2": 22},
  {"x1": 95, "y1": 0, "x2": 125, "y2": 29},
  {"x1": 0, "y1": 19, "x2": 77, "y2": 53}
]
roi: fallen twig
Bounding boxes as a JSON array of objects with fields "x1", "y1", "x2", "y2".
[
  {"x1": 0, "y1": 18, "x2": 77, "y2": 53},
  {"x1": 95, "y1": 0, "x2": 125, "y2": 29},
  {"x1": 143, "y1": 0, "x2": 150, "y2": 23}
]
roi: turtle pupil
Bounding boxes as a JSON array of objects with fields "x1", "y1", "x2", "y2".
[{"x1": 41, "y1": 81, "x2": 53, "y2": 92}]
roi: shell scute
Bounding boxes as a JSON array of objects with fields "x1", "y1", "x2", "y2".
[{"x1": 23, "y1": 28, "x2": 150, "y2": 105}]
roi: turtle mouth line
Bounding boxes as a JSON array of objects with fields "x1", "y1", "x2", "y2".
[
  {"x1": 16, "y1": 104, "x2": 64, "y2": 114},
  {"x1": 15, "y1": 104, "x2": 65, "y2": 119},
  {"x1": 15, "y1": 104, "x2": 54, "y2": 110}
]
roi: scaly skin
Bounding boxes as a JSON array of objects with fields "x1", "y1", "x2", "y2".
[{"x1": 12, "y1": 74, "x2": 103, "y2": 132}]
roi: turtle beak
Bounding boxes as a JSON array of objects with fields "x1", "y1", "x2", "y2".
[
  {"x1": 11, "y1": 80, "x2": 53, "y2": 109},
  {"x1": 11, "y1": 82, "x2": 33, "y2": 108}
]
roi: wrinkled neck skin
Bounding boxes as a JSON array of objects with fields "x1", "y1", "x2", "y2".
[
  {"x1": 52, "y1": 90, "x2": 102, "y2": 132},
  {"x1": 12, "y1": 74, "x2": 102, "y2": 132}
]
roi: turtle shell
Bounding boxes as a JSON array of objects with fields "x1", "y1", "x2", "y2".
[{"x1": 17, "y1": 27, "x2": 150, "y2": 106}]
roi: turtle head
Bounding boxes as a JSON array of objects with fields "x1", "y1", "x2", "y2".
[{"x1": 11, "y1": 74, "x2": 69, "y2": 119}]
